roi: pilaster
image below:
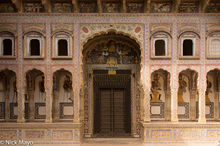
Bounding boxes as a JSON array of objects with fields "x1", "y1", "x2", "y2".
[
  {"x1": 53, "y1": 90, "x2": 59, "y2": 121},
  {"x1": 165, "y1": 91, "x2": 171, "y2": 121},
  {"x1": 5, "y1": 91, "x2": 10, "y2": 121},
  {"x1": 45, "y1": 23, "x2": 52, "y2": 123},
  {"x1": 28, "y1": 90, "x2": 35, "y2": 121},
  {"x1": 214, "y1": 92, "x2": 219, "y2": 120},
  {"x1": 190, "y1": 91, "x2": 197, "y2": 121},
  {"x1": 17, "y1": 23, "x2": 25, "y2": 123}
]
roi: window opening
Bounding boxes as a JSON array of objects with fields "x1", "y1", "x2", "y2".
[
  {"x1": 3, "y1": 39, "x2": 12, "y2": 55},
  {"x1": 30, "y1": 39, "x2": 40, "y2": 56},
  {"x1": 155, "y1": 39, "x2": 165, "y2": 56},
  {"x1": 183, "y1": 39, "x2": 193, "y2": 56},
  {"x1": 58, "y1": 39, "x2": 68, "y2": 56}
]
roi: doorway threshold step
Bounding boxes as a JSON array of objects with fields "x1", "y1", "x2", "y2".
[{"x1": 83, "y1": 138, "x2": 141, "y2": 144}]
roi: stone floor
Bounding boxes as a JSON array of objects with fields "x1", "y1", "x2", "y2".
[{"x1": 33, "y1": 138, "x2": 220, "y2": 146}]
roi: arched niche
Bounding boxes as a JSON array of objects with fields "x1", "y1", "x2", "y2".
[
  {"x1": 82, "y1": 31, "x2": 141, "y2": 137},
  {"x1": 0, "y1": 69, "x2": 17, "y2": 121},
  {"x1": 178, "y1": 69, "x2": 198, "y2": 121},
  {"x1": 25, "y1": 69, "x2": 45, "y2": 122},
  {"x1": 52, "y1": 69, "x2": 73, "y2": 122},
  {"x1": 206, "y1": 69, "x2": 220, "y2": 120},
  {"x1": 150, "y1": 69, "x2": 171, "y2": 121}
]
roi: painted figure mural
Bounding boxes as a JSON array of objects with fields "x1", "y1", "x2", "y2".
[{"x1": 86, "y1": 40, "x2": 139, "y2": 64}]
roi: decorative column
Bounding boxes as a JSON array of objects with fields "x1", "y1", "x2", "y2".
[
  {"x1": 198, "y1": 23, "x2": 206, "y2": 123},
  {"x1": 45, "y1": 23, "x2": 52, "y2": 123},
  {"x1": 28, "y1": 90, "x2": 35, "y2": 121},
  {"x1": 198, "y1": 68, "x2": 206, "y2": 123},
  {"x1": 171, "y1": 65, "x2": 178, "y2": 122},
  {"x1": 45, "y1": 78, "x2": 53, "y2": 123},
  {"x1": 5, "y1": 90, "x2": 10, "y2": 121},
  {"x1": 190, "y1": 91, "x2": 197, "y2": 121},
  {"x1": 165, "y1": 90, "x2": 171, "y2": 121},
  {"x1": 141, "y1": 67, "x2": 150, "y2": 122},
  {"x1": 214, "y1": 72, "x2": 220, "y2": 120},
  {"x1": 214, "y1": 91, "x2": 219, "y2": 120},
  {"x1": 53, "y1": 90, "x2": 59, "y2": 121},
  {"x1": 17, "y1": 24, "x2": 25, "y2": 123}
]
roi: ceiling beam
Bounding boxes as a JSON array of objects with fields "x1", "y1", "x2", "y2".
[{"x1": 11, "y1": 0, "x2": 22, "y2": 12}]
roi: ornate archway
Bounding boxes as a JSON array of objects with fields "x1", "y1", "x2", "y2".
[{"x1": 82, "y1": 31, "x2": 141, "y2": 137}]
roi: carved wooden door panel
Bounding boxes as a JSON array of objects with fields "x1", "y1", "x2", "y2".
[
  {"x1": 93, "y1": 73, "x2": 131, "y2": 137},
  {"x1": 95, "y1": 88, "x2": 129, "y2": 137}
]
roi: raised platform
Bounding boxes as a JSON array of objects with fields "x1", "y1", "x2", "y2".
[
  {"x1": 141, "y1": 121, "x2": 220, "y2": 143},
  {"x1": 0, "y1": 123, "x2": 81, "y2": 145},
  {"x1": 1, "y1": 122, "x2": 220, "y2": 145}
]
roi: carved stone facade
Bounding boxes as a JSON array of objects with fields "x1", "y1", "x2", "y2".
[{"x1": 0, "y1": 0, "x2": 220, "y2": 145}]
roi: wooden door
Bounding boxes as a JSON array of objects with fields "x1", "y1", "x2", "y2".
[{"x1": 95, "y1": 87, "x2": 130, "y2": 137}]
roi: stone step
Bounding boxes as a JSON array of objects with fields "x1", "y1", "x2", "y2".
[{"x1": 83, "y1": 138, "x2": 141, "y2": 144}]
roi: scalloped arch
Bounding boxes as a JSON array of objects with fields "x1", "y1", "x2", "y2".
[
  {"x1": 0, "y1": 29, "x2": 16, "y2": 37},
  {"x1": 206, "y1": 67, "x2": 220, "y2": 74},
  {"x1": 52, "y1": 29, "x2": 73, "y2": 37},
  {"x1": 81, "y1": 29, "x2": 142, "y2": 53},
  {"x1": 24, "y1": 68, "x2": 45, "y2": 77},
  {"x1": 150, "y1": 30, "x2": 172, "y2": 39},
  {"x1": 178, "y1": 67, "x2": 199, "y2": 75},
  {"x1": 178, "y1": 30, "x2": 200, "y2": 39},
  {"x1": 23, "y1": 29, "x2": 46, "y2": 37},
  {"x1": 52, "y1": 67, "x2": 73, "y2": 75}
]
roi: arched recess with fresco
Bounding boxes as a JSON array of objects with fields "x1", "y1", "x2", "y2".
[{"x1": 82, "y1": 31, "x2": 141, "y2": 137}]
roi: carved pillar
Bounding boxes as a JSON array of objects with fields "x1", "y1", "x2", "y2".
[
  {"x1": 214, "y1": 91, "x2": 219, "y2": 120},
  {"x1": 171, "y1": 65, "x2": 178, "y2": 122},
  {"x1": 97, "y1": 0, "x2": 102, "y2": 13},
  {"x1": 45, "y1": 86, "x2": 53, "y2": 123},
  {"x1": 198, "y1": 70, "x2": 206, "y2": 123},
  {"x1": 165, "y1": 91, "x2": 171, "y2": 121},
  {"x1": 122, "y1": 0, "x2": 126, "y2": 13},
  {"x1": 5, "y1": 91, "x2": 10, "y2": 121},
  {"x1": 53, "y1": 90, "x2": 59, "y2": 121},
  {"x1": 190, "y1": 91, "x2": 197, "y2": 121},
  {"x1": 171, "y1": 87, "x2": 178, "y2": 122},
  {"x1": 28, "y1": 90, "x2": 35, "y2": 121},
  {"x1": 141, "y1": 67, "x2": 150, "y2": 122},
  {"x1": 17, "y1": 89, "x2": 25, "y2": 123}
]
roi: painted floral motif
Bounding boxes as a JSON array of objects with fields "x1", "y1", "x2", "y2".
[
  {"x1": 79, "y1": 2, "x2": 97, "y2": 13},
  {"x1": 151, "y1": 2, "x2": 171, "y2": 13},
  {"x1": 178, "y1": 2, "x2": 198, "y2": 13},
  {"x1": 103, "y1": 2, "x2": 121, "y2": 13},
  {"x1": 86, "y1": 40, "x2": 139, "y2": 64},
  {"x1": 127, "y1": 2, "x2": 144, "y2": 13},
  {"x1": 52, "y1": 3, "x2": 73, "y2": 13}
]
